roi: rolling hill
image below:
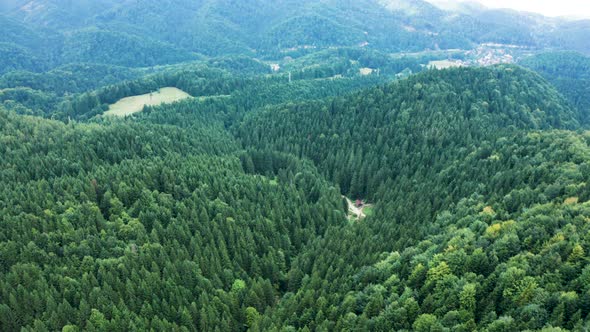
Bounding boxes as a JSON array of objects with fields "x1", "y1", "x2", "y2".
[
  {"x1": 2, "y1": 1, "x2": 590, "y2": 331},
  {"x1": 1, "y1": 0, "x2": 590, "y2": 72},
  {"x1": 521, "y1": 51, "x2": 590, "y2": 122},
  {"x1": 2, "y1": 64, "x2": 590, "y2": 330}
]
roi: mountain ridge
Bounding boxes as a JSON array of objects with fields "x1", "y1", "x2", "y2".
[
  {"x1": 1, "y1": 0, "x2": 590, "y2": 71},
  {"x1": 2, "y1": 1, "x2": 590, "y2": 331}
]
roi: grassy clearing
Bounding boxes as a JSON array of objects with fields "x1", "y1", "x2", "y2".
[{"x1": 104, "y1": 87, "x2": 192, "y2": 117}]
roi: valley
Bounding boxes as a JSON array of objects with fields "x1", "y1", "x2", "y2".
[{"x1": 1, "y1": 1, "x2": 590, "y2": 331}]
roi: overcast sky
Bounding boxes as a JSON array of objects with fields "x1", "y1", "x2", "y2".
[{"x1": 439, "y1": 0, "x2": 590, "y2": 18}]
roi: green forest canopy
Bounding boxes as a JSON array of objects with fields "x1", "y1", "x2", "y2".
[{"x1": 2, "y1": 64, "x2": 590, "y2": 331}]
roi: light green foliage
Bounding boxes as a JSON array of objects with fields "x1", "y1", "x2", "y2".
[
  {"x1": 413, "y1": 314, "x2": 446, "y2": 332},
  {"x1": 231, "y1": 279, "x2": 246, "y2": 293},
  {"x1": 245, "y1": 307, "x2": 260, "y2": 328},
  {"x1": 459, "y1": 283, "x2": 476, "y2": 313}
]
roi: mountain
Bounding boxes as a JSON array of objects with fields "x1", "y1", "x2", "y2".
[
  {"x1": 1, "y1": 0, "x2": 590, "y2": 73},
  {"x1": 60, "y1": 29, "x2": 199, "y2": 67},
  {"x1": 426, "y1": 0, "x2": 487, "y2": 14},
  {"x1": 3, "y1": 64, "x2": 590, "y2": 330},
  {"x1": 2, "y1": 1, "x2": 590, "y2": 331},
  {"x1": 238, "y1": 65, "x2": 580, "y2": 217},
  {"x1": 233, "y1": 66, "x2": 590, "y2": 331}
]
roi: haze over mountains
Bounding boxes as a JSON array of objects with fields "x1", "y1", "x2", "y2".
[
  {"x1": 428, "y1": 0, "x2": 590, "y2": 19},
  {"x1": 2, "y1": 1, "x2": 590, "y2": 331},
  {"x1": 0, "y1": 0, "x2": 589, "y2": 72}
]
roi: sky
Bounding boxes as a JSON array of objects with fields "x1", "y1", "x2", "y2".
[{"x1": 439, "y1": 0, "x2": 590, "y2": 18}]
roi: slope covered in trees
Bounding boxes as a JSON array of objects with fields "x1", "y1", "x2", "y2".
[
  {"x1": 61, "y1": 29, "x2": 199, "y2": 68},
  {"x1": 521, "y1": 52, "x2": 590, "y2": 122},
  {"x1": 1, "y1": 0, "x2": 590, "y2": 73},
  {"x1": 2, "y1": 1, "x2": 590, "y2": 330},
  {"x1": 250, "y1": 129, "x2": 590, "y2": 331},
  {"x1": 234, "y1": 66, "x2": 590, "y2": 331},
  {"x1": 2, "y1": 64, "x2": 590, "y2": 331},
  {"x1": 238, "y1": 66, "x2": 580, "y2": 201},
  {"x1": 0, "y1": 108, "x2": 345, "y2": 331}
]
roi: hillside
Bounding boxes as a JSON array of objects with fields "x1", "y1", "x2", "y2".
[
  {"x1": 0, "y1": 107, "x2": 346, "y2": 331},
  {"x1": 238, "y1": 66, "x2": 580, "y2": 199},
  {"x1": 256, "y1": 130, "x2": 590, "y2": 331},
  {"x1": 1, "y1": 0, "x2": 590, "y2": 73},
  {"x1": 235, "y1": 66, "x2": 590, "y2": 331},
  {"x1": 2, "y1": 1, "x2": 590, "y2": 331},
  {"x1": 521, "y1": 52, "x2": 590, "y2": 122},
  {"x1": 2, "y1": 65, "x2": 590, "y2": 330}
]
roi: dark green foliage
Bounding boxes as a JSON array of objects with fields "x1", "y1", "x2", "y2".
[
  {"x1": 266, "y1": 14, "x2": 365, "y2": 49},
  {"x1": 2, "y1": 0, "x2": 590, "y2": 76},
  {"x1": 0, "y1": 14, "x2": 61, "y2": 69},
  {"x1": 234, "y1": 66, "x2": 590, "y2": 330},
  {"x1": 0, "y1": 63, "x2": 142, "y2": 95},
  {"x1": 3, "y1": 3, "x2": 590, "y2": 332},
  {"x1": 0, "y1": 108, "x2": 344, "y2": 331},
  {"x1": 61, "y1": 29, "x2": 199, "y2": 67},
  {"x1": 238, "y1": 66, "x2": 579, "y2": 202},
  {"x1": 206, "y1": 56, "x2": 272, "y2": 76},
  {"x1": 53, "y1": 63, "x2": 388, "y2": 121},
  {"x1": 521, "y1": 51, "x2": 590, "y2": 122},
  {"x1": 0, "y1": 42, "x2": 46, "y2": 74},
  {"x1": 0, "y1": 87, "x2": 59, "y2": 116},
  {"x1": 2, "y1": 23, "x2": 590, "y2": 330},
  {"x1": 281, "y1": 47, "x2": 431, "y2": 78}
]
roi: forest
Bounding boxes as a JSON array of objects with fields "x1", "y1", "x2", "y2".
[
  {"x1": 2, "y1": 63, "x2": 590, "y2": 331},
  {"x1": 520, "y1": 52, "x2": 590, "y2": 123},
  {"x1": 2, "y1": 0, "x2": 590, "y2": 331},
  {"x1": 1, "y1": 0, "x2": 590, "y2": 73}
]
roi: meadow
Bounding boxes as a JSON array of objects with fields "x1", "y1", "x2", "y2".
[{"x1": 104, "y1": 87, "x2": 191, "y2": 116}]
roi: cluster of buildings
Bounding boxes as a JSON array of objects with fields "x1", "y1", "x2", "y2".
[{"x1": 466, "y1": 44, "x2": 517, "y2": 66}]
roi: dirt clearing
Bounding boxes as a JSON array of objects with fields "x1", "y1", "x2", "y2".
[{"x1": 343, "y1": 196, "x2": 373, "y2": 221}]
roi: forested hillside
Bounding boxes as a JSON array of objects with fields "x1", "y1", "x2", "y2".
[
  {"x1": 236, "y1": 67, "x2": 590, "y2": 330},
  {"x1": 521, "y1": 52, "x2": 590, "y2": 122},
  {"x1": 6, "y1": 61, "x2": 388, "y2": 121},
  {"x1": 1, "y1": 0, "x2": 590, "y2": 73},
  {"x1": 2, "y1": 64, "x2": 590, "y2": 330},
  {"x1": 0, "y1": 107, "x2": 345, "y2": 331},
  {"x1": 2, "y1": 1, "x2": 590, "y2": 331},
  {"x1": 238, "y1": 66, "x2": 579, "y2": 200}
]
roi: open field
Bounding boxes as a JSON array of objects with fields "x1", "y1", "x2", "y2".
[{"x1": 104, "y1": 87, "x2": 192, "y2": 116}]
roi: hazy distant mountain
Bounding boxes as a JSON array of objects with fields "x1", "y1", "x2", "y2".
[
  {"x1": 1, "y1": 0, "x2": 589, "y2": 71},
  {"x1": 426, "y1": 0, "x2": 487, "y2": 14}
]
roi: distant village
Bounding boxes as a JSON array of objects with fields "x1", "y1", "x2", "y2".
[
  {"x1": 269, "y1": 43, "x2": 532, "y2": 76},
  {"x1": 428, "y1": 43, "x2": 527, "y2": 69}
]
